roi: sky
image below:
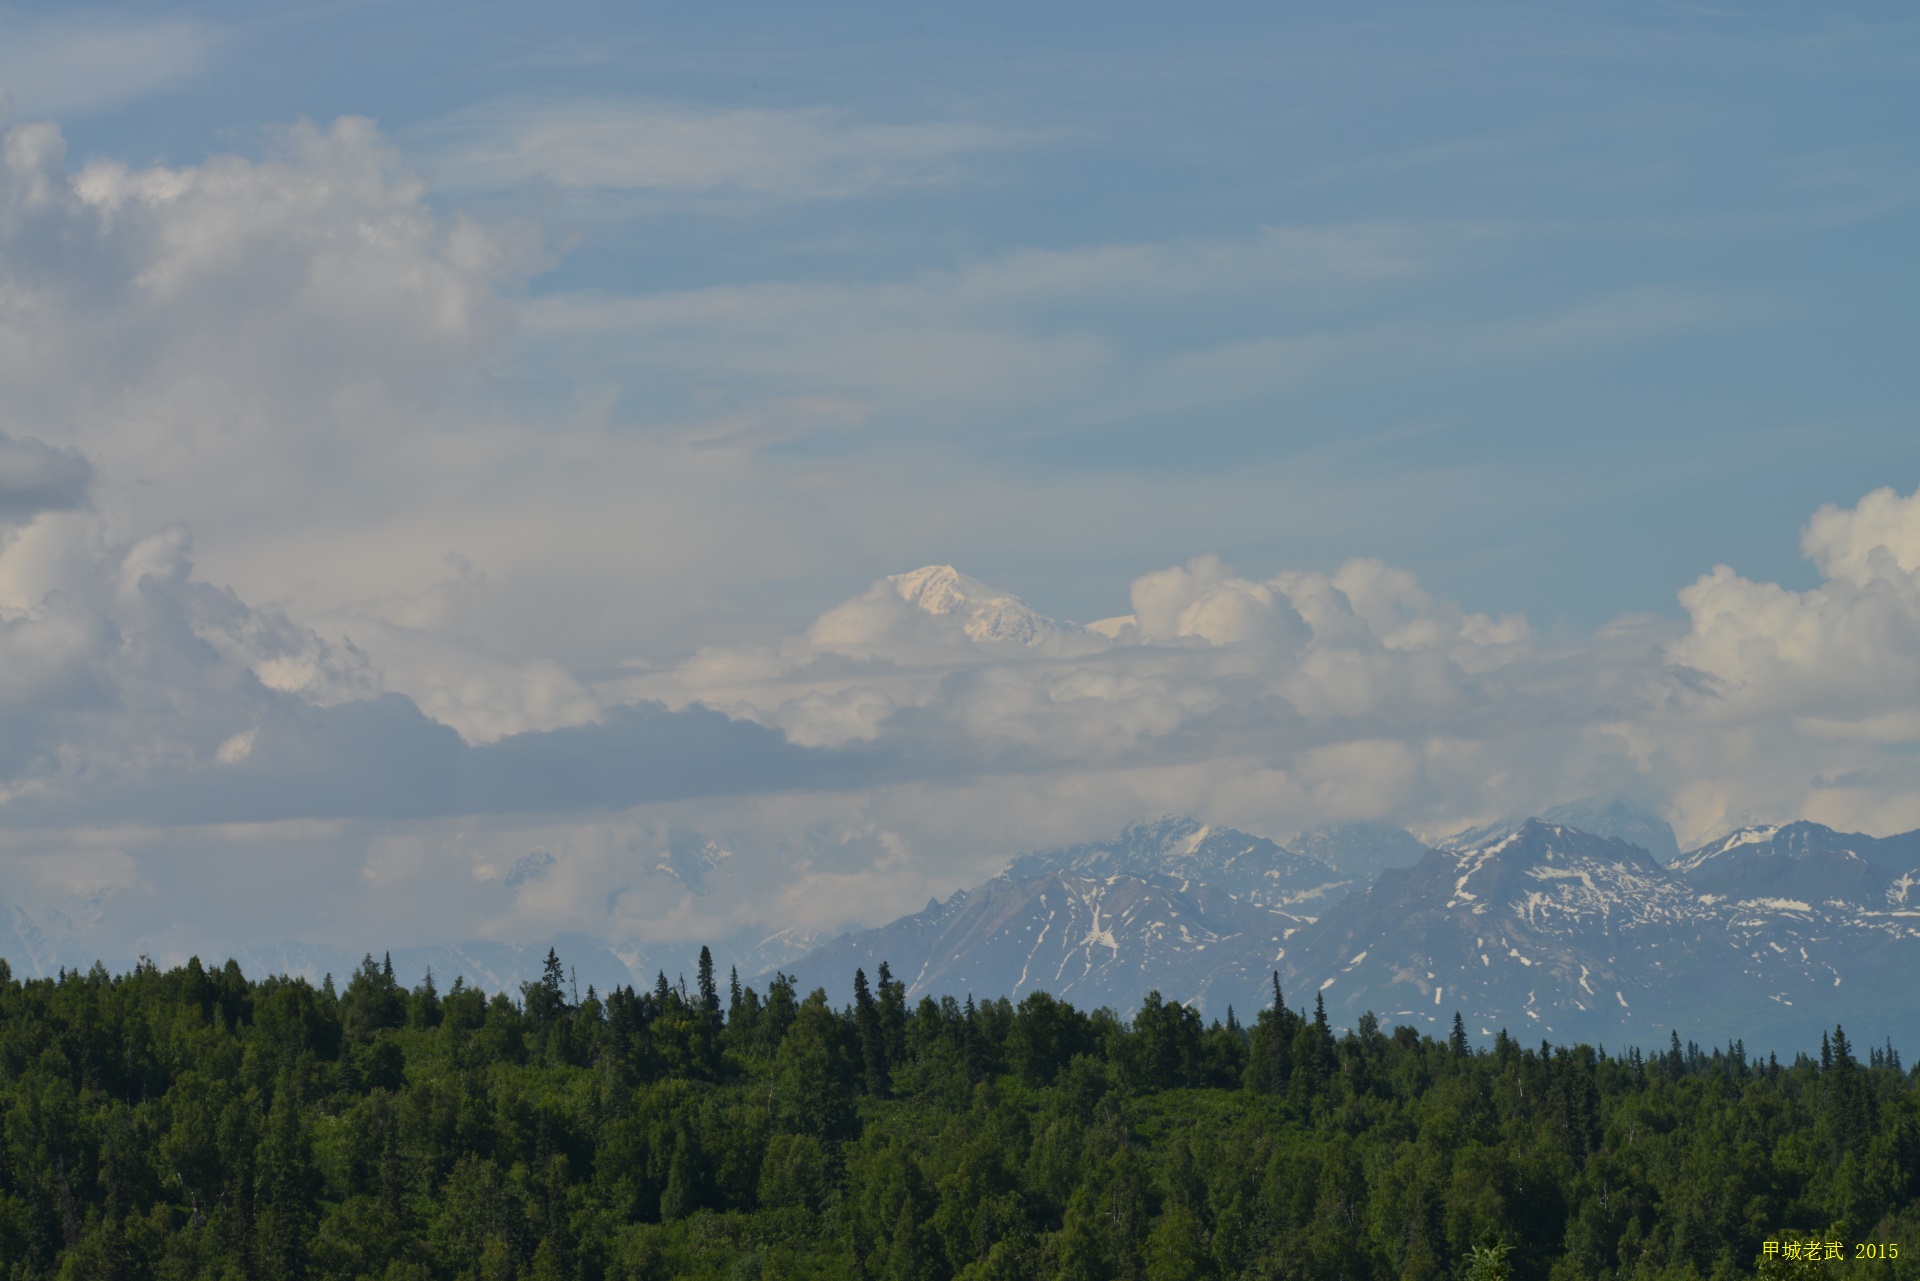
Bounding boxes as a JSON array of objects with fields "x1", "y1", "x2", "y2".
[{"x1": 1, "y1": 1, "x2": 1918, "y2": 979}]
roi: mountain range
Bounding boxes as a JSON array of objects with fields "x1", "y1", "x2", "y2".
[{"x1": 775, "y1": 808, "x2": 1920, "y2": 1051}]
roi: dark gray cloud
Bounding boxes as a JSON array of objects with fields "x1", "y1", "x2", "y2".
[
  {"x1": 0, "y1": 433, "x2": 91, "y2": 523},
  {"x1": 463, "y1": 701, "x2": 899, "y2": 811},
  {"x1": 0, "y1": 693, "x2": 903, "y2": 826}
]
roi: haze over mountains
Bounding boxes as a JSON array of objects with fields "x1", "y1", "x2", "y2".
[
  {"x1": 776, "y1": 804, "x2": 1920, "y2": 1052},
  {"x1": 1002, "y1": 817, "x2": 1353, "y2": 911}
]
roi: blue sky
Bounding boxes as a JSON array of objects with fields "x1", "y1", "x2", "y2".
[
  {"x1": 2, "y1": 2, "x2": 1919, "y2": 972},
  {"x1": 12, "y1": 1, "x2": 1916, "y2": 628}
]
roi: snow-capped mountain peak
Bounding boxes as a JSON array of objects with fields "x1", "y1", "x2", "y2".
[
  {"x1": 1670, "y1": 820, "x2": 1893, "y2": 905},
  {"x1": 1670, "y1": 824, "x2": 1787, "y2": 876},
  {"x1": 1436, "y1": 820, "x2": 1673, "y2": 920},
  {"x1": 1438, "y1": 797, "x2": 1678, "y2": 863},
  {"x1": 887, "y1": 565, "x2": 1074, "y2": 646}
]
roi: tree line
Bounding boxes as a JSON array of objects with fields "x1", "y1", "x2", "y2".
[{"x1": 0, "y1": 949, "x2": 1916, "y2": 1279}]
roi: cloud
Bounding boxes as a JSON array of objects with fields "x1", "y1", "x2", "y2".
[
  {"x1": 610, "y1": 549, "x2": 1555, "y2": 840},
  {"x1": 514, "y1": 223, "x2": 1463, "y2": 458},
  {"x1": 617, "y1": 485, "x2": 1920, "y2": 866},
  {"x1": 518, "y1": 234, "x2": 1749, "y2": 456},
  {"x1": 0, "y1": 17, "x2": 214, "y2": 117},
  {"x1": 416, "y1": 98, "x2": 1026, "y2": 199},
  {"x1": 0, "y1": 439, "x2": 881, "y2": 834},
  {"x1": 0, "y1": 433, "x2": 91, "y2": 523},
  {"x1": 1665, "y1": 485, "x2": 1920, "y2": 723},
  {"x1": 0, "y1": 502, "x2": 891, "y2": 828},
  {"x1": 1125, "y1": 553, "x2": 1309, "y2": 648},
  {"x1": 0, "y1": 104, "x2": 1915, "y2": 977},
  {"x1": 1803, "y1": 485, "x2": 1920, "y2": 584},
  {"x1": 7, "y1": 470, "x2": 1920, "y2": 973},
  {"x1": 0, "y1": 107, "x2": 1736, "y2": 701},
  {"x1": 305, "y1": 614, "x2": 601, "y2": 745}
]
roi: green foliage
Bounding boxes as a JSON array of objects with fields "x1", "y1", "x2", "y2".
[
  {"x1": 1464, "y1": 1233, "x2": 1512, "y2": 1281},
  {"x1": 1, "y1": 953, "x2": 1917, "y2": 1280}
]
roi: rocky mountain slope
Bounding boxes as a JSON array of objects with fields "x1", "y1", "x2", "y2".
[
  {"x1": 1672, "y1": 820, "x2": 1919, "y2": 905},
  {"x1": 778, "y1": 814, "x2": 1920, "y2": 1050},
  {"x1": 1441, "y1": 797, "x2": 1680, "y2": 863},
  {"x1": 1296, "y1": 818, "x2": 1920, "y2": 1047},
  {"x1": 775, "y1": 867, "x2": 1306, "y2": 1016}
]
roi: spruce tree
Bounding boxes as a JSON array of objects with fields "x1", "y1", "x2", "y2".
[
  {"x1": 853, "y1": 967, "x2": 888, "y2": 1096},
  {"x1": 697, "y1": 946, "x2": 720, "y2": 1018},
  {"x1": 876, "y1": 960, "x2": 908, "y2": 1067},
  {"x1": 1250, "y1": 972, "x2": 1293, "y2": 1093}
]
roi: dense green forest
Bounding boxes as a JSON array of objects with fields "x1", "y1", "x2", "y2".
[{"x1": 1, "y1": 950, "x2": 1915, "y2": 1281}]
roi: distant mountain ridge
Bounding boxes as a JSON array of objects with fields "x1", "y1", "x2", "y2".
[
  {"x1": 776, "y1": 811, "x2": 1920, "y2": 1049},
  {"x1": 1293, "y1": 818, "x2": 1920, "y2": 1047},
  {"x1": 1003, "y1": 816, "x2": 1351, "y2": 910},
  {"x1": 1673, "y1": 820, "x2": 1920, "y2": 906},
  {"x1": 1291, "y1": 822, "x2": 1705, "y2": 1042},
  {"x1": 774, "y1": 867, "x2": 1306, "y2": 1016},
  {"x1": 16, "y1": 800, "x2": 1920, "y2": 1050},
  {"x1": 1441, "y1": 797, "x2": 1680, "y2": 863},
  {"x1": 1292, "y1": 821, "x2": 1433, "y2": 883}
]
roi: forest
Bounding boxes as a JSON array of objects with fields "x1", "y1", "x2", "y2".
[{"x1": 0, "y1": 948, "x2": 1915, "y2": 1280}]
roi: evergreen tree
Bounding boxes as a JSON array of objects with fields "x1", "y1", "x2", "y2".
[
  {"x1": 253, "y1": 1076, "x2": 319, "y2": 1279},
  {"x1": 697, "y1": 945, "x2": 720, "y2": 1018},
  {"x1": 854, "y1": 967, "x2": 890, "y2": 1096},
  {"x1": 876, "y1": 960, "x2": 909, "y2": 1067},
  {"x1": 1246, "y1": 972, "x2": 1294, "y2": 1093},
  {"x1": 524, "y1": 947, "x2": 568, "y2": 1029},
  {"x1": 343, "y1": 951, "x2": 407, "y2": 1040},
  {"x1": 409, "y1": 966, "x2": 442, "y2": 1030}
]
